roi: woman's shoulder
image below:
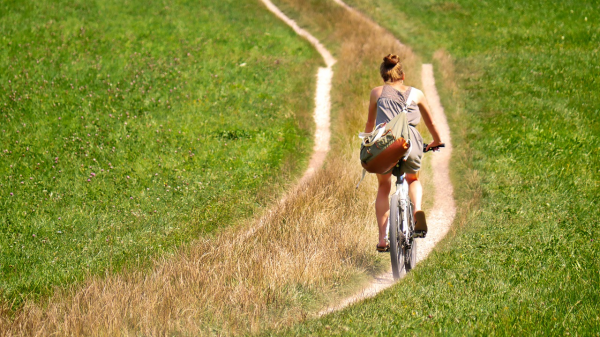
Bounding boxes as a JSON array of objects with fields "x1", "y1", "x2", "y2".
[
  {"x1": 409, "y1": 87, "x2": 424, "y2": 96},
  {"x1": 370, "y1": 86, "x2": 384, "y2": 101},
  {"x1": 408, "y1": 87, "x2": 425, "y2": 102},
  {"x1": 371, "y1": 86, "x2": 384, "y2": 95}
]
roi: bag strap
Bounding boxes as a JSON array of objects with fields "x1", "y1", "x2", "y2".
[
  {"x1": 356, "y1": 168, "x2": 367, "y2": 189},
  {"x1": 358, "y1": 123, "x2": 385, "y2": 140},
  {"x1": 358, "y1": 123, "x2": 387, "y2": 147},
  {"x1": 402, "y1": 87, "x2": 416, "y2": 113}
]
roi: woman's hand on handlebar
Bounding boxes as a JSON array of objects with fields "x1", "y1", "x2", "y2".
[{"x1": 424, "y1": 141, "x2": 445, "y2": 152}]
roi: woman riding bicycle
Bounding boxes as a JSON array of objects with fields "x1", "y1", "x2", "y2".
[{"x1": 365, "y1": 54, "x2": 444, "y2": 252}]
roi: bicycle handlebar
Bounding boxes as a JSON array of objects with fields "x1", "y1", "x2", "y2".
[
  {"x1": 392, "y1": 143, "x2": 445, "y2": 178},
  {"x1": 423, "y1": 143, "x2": 446, "y2": 153}
]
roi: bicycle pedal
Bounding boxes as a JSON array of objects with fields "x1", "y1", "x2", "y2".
[{"x1": 412, "y1": 230, "x2": 427, "y2": 239}]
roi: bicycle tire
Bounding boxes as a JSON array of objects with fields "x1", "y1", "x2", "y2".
[
  {"x1": 389, "y1": 194, "x2": 405, "y2": 279},
  {"x1": 405, "y1": 199, "x2": 418, "y2": 271}
]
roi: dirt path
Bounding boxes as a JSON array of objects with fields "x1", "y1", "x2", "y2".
[
  {"x1": 319, "y1": 63, "x2": 455, "y2": 315},
  {"x1": 261, "y1": 0, "x2": 335, "y2": 185},
  {"x1": 241, "y1": 0, "x2": 336, "y2": 240},
  {"x1": 417, "y1": 64, "x2": 456, "y2": 261},
  {"x1": 262, "y1": 0, "x2": 456, "y2": 317}
]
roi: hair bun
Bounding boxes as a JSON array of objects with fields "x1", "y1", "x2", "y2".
[{"x1": 383, "y1": 54, "x2": 399, "y2": 67}]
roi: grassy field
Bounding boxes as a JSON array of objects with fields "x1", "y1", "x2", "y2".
[
  {"x1": 0, "y1": 0, "x2": 320, "y2": 308},
  {"x1": 279, "y1": 0, "x2": 600, "y2": 335},
  {"x1": 0, "y1": 0, "x2": 429, "y2": 334}
]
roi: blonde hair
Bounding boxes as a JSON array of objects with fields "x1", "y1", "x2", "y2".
[{"x1": 380, "y1": 54, "x2": 404, "y2": 83}]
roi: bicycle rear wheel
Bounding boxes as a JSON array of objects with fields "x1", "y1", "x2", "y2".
[
  {"x1": 389, "y1": 194, "x2": 405, "y2": 279},
  {"x1": 405, "y1": 199, "x2": 418, "y2": 271}
]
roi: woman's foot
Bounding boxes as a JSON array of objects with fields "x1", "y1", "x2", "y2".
[
  {"x1": 414, "y1": 210, "x2": 428, "y2": 238},
  {"x1": 376, "y1": 241, "x2": 390, "y2": 252}
]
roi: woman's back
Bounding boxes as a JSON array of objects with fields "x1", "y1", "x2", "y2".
[
  {"x1": 375, "y1": 85, "x2": 422, "y2": 127},
  {"x1": 375, "y1": 84, "x2": 424, "y2": 175}
]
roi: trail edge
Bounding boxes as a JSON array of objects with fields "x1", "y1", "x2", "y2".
[
  {"x1": 261, "y1": 0, "x2": 336, "y2": 185},
  {"x1": 242, "y1": 0, "x2": 336, "y2": 240},
  {"x1": 318, "y1": 0, "x2": 456, "y2": 317}
]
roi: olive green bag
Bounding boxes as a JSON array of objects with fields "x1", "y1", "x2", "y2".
[{"x1": 359, "y1": 113, "x2": 411, "y2": 175}]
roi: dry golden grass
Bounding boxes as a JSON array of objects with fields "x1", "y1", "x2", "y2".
[
  {"x1": 2, "y1": 157, "x2": 379, "y2": 336},
  {"x1": 0, "y1": 0, "x2": 422, "y2": 335}
]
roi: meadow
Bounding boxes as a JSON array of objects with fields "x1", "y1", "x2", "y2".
[
  {"x1": 4, "y1": 0, "x2": 598, "y2": 334},
  {"x1": 281, "y1": 0, "x2": 600, "y2": 335},
  {"x1": 0, "y1": 0, "x2": 320, "y2": 307},
  {"x1": 0, "y1": 0, "x2": 426, "y2": 333}
]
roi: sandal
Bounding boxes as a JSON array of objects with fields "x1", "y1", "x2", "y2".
[
  {"x1": 414, "y1": 210, "x2": 428, "y2": 238},
  {"x1": 376, "y1": 242, "x2": 390, "y2": 252}
]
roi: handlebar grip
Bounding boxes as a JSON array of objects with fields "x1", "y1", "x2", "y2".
[{"x1": 423, "y1": 143, "x2": 446, "y2": 152}]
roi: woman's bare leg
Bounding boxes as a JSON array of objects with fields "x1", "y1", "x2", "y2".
[
  {"x1": 376, "y1": 172, "x2": 393, "y2": 247},
  {"x1": 406, "y1": 173, "x2": 422, "y2": 215}
]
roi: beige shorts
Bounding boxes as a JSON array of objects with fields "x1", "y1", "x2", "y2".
[{"x1": 400, "y1": 126, "x2": 423, "y2": 174}]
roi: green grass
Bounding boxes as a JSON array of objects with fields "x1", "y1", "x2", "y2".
[
  {"x1": 277, "y1": 0, "x2": 600, "y2": 335},
  {"x1": 0, "y1": 0, "x2": 320, "y2": 308}
]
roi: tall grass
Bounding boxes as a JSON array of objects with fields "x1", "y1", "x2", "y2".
[
  {"x1": 282, "y1": 0, "x2": 600, "y2": 335},
  {"x1": 0, "y1": 0, "x2": 430, "y2": 334},
  {"x1": 0, "y1": 0, "x2": 319, "y2": 307}
]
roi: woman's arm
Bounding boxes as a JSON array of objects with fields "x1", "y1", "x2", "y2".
[
  {"x1": 415, "y1": 90, "x2": 444, "y2": 151},
  {"x1": 365, "y1": 87, "x2": 383, "y2": 133}
]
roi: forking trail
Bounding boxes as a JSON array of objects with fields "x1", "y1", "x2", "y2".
[
  {"x1": 319, "y1": 63, "x2": 455, "y2": 315},
  {"x1": 260, "y1": 0, "x2": 455, "y2": 316}
]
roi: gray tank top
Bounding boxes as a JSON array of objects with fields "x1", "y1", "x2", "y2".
[
  {"x1": 375, "y1": 85, "x2": 421, "y2": 126},
  {"x1": 375, "y1": 85, "x2": 424, "y2": 174}
]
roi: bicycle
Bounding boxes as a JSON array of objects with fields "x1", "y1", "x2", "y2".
[{"x1": 388, "y1": 143, "x2": 444, "y2": 279}]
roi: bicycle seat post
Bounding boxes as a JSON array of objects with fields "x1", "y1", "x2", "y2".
[
  {"x1": 395, "y1": 173, "x2": 404, "y2": 189},
  {"x1": 392, "y1": 160, "x2": 405, "y2": 189}
]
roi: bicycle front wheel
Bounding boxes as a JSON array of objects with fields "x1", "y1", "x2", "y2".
[
  {"x1": 405, "y1": 199, "x2": 418, "y2": 271},
  {"x1": 389, "y1": 194, "x2": 405, "y2": 279}
]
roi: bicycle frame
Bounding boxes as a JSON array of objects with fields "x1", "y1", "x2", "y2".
[
  {"x1": 387, "y1": 170, "x2": 413, "y2": 279},
  {"x1": 387, "y1": 173, "x2": 410, "y2": 242},
  {"x1": 387, "y1": 143, "x2": 442, "y2": 279},
  {"x1": 389, "y1": 142, "x2": 443, "y2": 241}
]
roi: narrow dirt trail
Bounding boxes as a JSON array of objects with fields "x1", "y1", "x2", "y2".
[
  {"x1": 417, "y1": 64, "x2": 456, "y2": 261},
  {"x1": 261, "y1": 0, "x2": 336, "y2": 186},
  {"x1": 0, "y1": 1, "x2": 454, "y2": 334},
  {"x1": 241, "y1": 0, "x2": 336, "y2": 241},
  {"x1": 317, "y1": 1, "x2": 456, "y2": 316}
]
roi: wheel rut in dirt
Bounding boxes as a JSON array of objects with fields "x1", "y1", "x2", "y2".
[
  {"x1": 318, "y1": 1, "x2": 456, "y2": 317},
  {"x1": 261, "y1": 0, "x2": 336, "y2": 186},
  {"x1": 242, "y1": 0, "x2": 336, "y2": 240},
  {"x1": 319, "y1": 62, "x2": 455, "y2": 315}
]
